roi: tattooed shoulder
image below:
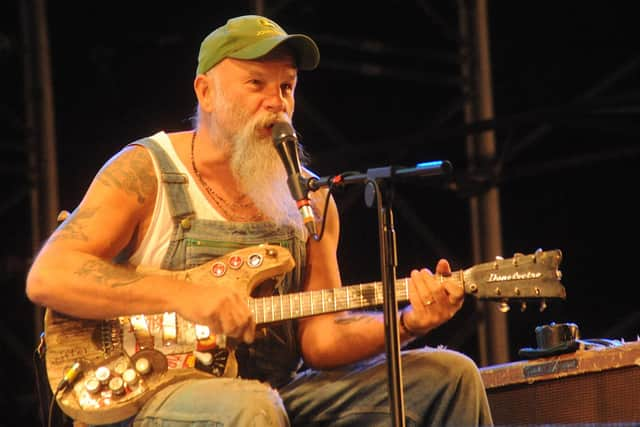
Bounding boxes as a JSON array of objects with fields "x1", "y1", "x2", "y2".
[
  {"x1": 48, "y1": 207, "x2": 98, "y2": 243},
  {"x1": 96, "y1": 146, "x2": 157, "y2": 205}
]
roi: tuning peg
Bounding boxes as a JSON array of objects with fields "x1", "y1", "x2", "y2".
[
  {"x1": 498, "y1": 301, "x2": 510, "y2": 313},
  {"x1": 520, "y1": 301, "x2": 527, "y2": 312},
  {"x1": 533, "y1": 248, "x2": 543, "y2": 263},
  {"x1": 493, "y1": 256, "x2": 504, "y2": 269},
  {"x1": 539, "y1": 299, "x2": 547, "y2": 312},
  {"x1": 512, "y1": 252, "x2": 524, "y2": 266}
]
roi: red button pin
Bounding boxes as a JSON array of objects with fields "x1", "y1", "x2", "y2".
[
  {"x1": 211, "y1": 262, "x2": 227, "y2": 277},
  {"x1": 228, "y1": 255, "x2": 243, "y2": 269}
]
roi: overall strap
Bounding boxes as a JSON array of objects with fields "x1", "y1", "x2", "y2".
[{"x1": 129, "y1": 137, "x2": 195, "y2": 222}]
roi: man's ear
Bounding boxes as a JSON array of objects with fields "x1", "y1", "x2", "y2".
[{"x1": 194, "y1": 74, "x2": 214, "y2": 113}]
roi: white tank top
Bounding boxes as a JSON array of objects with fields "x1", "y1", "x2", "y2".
[{"x1": 128, "y1": 131, "x2": 225, "y2": 268}]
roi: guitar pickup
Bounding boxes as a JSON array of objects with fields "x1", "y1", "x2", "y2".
[{"x1": 129, "y1": 315, "x2": 153, "y2": 350}]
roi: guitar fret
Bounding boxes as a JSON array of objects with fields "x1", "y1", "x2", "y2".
[
  {"x1": 262, "y1": 298, "x2": 266, "y2": 324},
  {"x1": 291, "y1": 293, "x2": 298, "y2": 318},
  {"x1": 271, "y1": 296, "x2": 275, "y2": 322},
  {"x1": 249, "y1": 299, "x2": 256, "y2": 322},
  {"x1": 310, "y1": 291, "x2": 314, "y2": 315},
  {"x1": 315, "y1": 290, "x2": 321, "y2": 314},
  {"x1": 321, "y1": 289, "x2": 325, "y2": 313},
  {"x1": 346, "y1": 287, "x2": 350, "y2": 308},
  {"x1": 279, "y1": 294, "x2": 283, "y2": 321},
  {"x1": 299, "y1": 293, "x2": 303, "y2": 317}
]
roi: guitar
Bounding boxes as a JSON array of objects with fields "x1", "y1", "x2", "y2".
[{"x1": 44, "y1": 244, "x2": 565, "y2": 424}]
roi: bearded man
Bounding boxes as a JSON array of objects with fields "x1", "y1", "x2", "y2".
[{"x1": 26, "y1": 15, "x2": 493, "y2": 427}]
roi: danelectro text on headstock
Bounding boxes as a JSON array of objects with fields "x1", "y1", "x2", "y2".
[{"x1": 462, "y1": 249, "x2": 566, "y2": 304}]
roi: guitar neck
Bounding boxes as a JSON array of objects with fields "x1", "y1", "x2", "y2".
[{"x1": 249, "y1": 271, "x2": 465, "y2": 325}]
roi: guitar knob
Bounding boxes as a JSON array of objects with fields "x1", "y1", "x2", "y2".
[
  {"x1": 122, "y1": 368, "x2": 139, "y2": 387},
  {"x1": 114, "y1": 360, "x2": 128, "y2": 376},
  {"x1": 520, "y1": 301, "x2": 527, "y2": 312},
  {"x1": 84, "y1": 377, "x2": 101, "y2": 395},
  {"x1": 94, "y1": 366, "x2": 111, "y2": 385},
  {"x1": 135, "y1": 357, "x2": 151, "y2": 376},
  {"x1": 108, "y1": 376, "x2": 125, "y2": 396}
]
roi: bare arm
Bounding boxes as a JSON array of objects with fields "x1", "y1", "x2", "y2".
[
  {"x1": 26, "y1": 144, "x2": 255, "y2": 342},
  {"x1": 297, "y1": 188, "x2": 464, "y2": 369}
]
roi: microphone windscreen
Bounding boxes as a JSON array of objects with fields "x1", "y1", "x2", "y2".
[{"x1": 272, "y1": 121, "x2": 297, "y2": 145}]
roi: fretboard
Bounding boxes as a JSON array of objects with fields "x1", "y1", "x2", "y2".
[{"x1": 249, "y1": 272, "x2": 464, "y2": 325}]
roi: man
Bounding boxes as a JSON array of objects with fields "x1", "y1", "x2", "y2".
[{"x1": 27, "y1": 15, "x2": 493, "y2": 426}]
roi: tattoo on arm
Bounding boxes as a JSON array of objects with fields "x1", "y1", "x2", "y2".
[
  {"x1": 75, "y1": 259, "x2": 144, "y2": 288},
  {"x1": 334, "y1": 313, "x2": 377, "y2": 326},
  {"x1": 97, "y1": 148, "x2": 156, "y2": 205},
  {"x1": 48, "y1": 207, "x2": 97, "y2": 243}
]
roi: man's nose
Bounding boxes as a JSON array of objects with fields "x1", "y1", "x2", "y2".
[{"x1": 264, "y1": 88, "x2": 286, "y2": 113}]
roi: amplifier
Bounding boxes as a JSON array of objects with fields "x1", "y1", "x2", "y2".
[{"x1": 480, "y1": 340, "x2": 640, "y2": 425}]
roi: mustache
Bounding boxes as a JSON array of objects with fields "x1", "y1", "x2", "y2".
[{"x1": 253, "y1": 112, "x2": 291, "y2": 134}]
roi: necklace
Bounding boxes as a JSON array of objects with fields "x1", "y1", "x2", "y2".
[{"x1": 190, "y1": 131, "x2": 263, "y2": 222}]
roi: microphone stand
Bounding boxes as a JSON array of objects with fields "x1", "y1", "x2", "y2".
[{"x1": 306, "y1": 161, "x2": 452, "y2": 427}]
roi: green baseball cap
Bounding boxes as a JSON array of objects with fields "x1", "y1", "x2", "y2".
[{"x1": 196, "y1": 15, "x2": 320, "y2": 75}]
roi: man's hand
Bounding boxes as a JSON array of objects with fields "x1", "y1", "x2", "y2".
[
  {"x1": 402, "y1": 259, "x2": 465, "y2": 336},
  {"x1": 177, "y1": 284, "x2": 256, "y2": 344}
]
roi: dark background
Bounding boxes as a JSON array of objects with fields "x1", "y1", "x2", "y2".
[{"x1": 2, "y1": 1, "x2": 640, "y2": 426}]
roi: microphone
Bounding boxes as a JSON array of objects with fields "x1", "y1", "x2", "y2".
[{"x1": 272, "y1": 122, "x2": 318, "y2": 239}]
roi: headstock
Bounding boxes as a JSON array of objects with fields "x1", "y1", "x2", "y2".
[{"x1": 463, "y1": 249, "x2": 565, "y2": 312}]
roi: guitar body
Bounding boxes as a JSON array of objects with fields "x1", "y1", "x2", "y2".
[
  {"x1": 44, "y1": 310, "x2": 215, "y2": 424},
  {"x1": 44, "y1": 244, "x2": 295, "y2": 425}
]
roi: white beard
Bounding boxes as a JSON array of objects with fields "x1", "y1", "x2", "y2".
[
  {"x1": 207, "y1": 91, "x2": 305, "y2": 236},
  {"x1": 231, "y1": 121, "x2": 305, "y2": 235}
]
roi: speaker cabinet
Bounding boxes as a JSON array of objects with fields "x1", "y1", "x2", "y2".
[{"x1": 480, "y1": 341, "x2": 640, "y2": 425}]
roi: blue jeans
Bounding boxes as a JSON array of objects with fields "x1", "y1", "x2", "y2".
[{"x1": 118, "y1": 347, "x2": 492, "y2": 427}]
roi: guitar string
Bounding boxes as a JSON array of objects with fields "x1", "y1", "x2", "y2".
[{"x1": 131, "y1": 273, "x2": 471, "y2": 336}]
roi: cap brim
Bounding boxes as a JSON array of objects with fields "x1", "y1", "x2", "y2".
[{"x1": 230, "y1": 34, "x2": 320, "y2": 70}]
